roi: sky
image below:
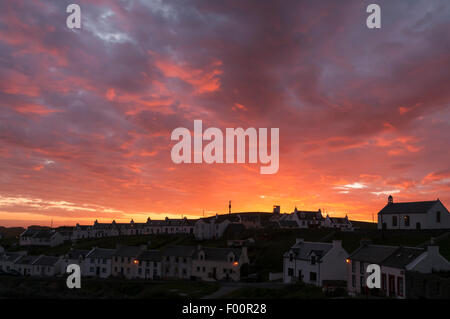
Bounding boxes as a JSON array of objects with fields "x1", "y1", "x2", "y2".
[{"x1": 0, "y1": 0, "x2": 449, "y2": 227}]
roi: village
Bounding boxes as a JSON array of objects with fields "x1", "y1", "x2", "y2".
[{"x1": 1, "y1": 195, "x2": 450, "y2": 299}]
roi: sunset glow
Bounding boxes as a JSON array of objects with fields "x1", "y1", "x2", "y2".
[{"x1": 0, "y1": 0, "x2": 449, "y2": 227}]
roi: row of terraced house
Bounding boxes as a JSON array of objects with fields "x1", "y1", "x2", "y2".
[
  {"x1": 19, "y1": 207, "x2": 355, "y2": 247},
  {"x1": 0, "y1": 244, "x2": 249, "y2": 282}
]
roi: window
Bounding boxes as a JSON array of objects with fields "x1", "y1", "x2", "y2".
[
  {"x1": 397, "y1": 277, "x2": 403, "y2": 297},
  {"x1": 352, "y1": 275, "x2": 355, "y2": 288},
  {"x1": 309, "y1": 272, "x2": 317, "y2": 282},
  {"x1": 436, "y1": 211, "x2": 441, "y2": 223},
  {"x1": 351, "y1": 261, "x2": 355, "y2": 273},
  {"x1": 289, "y1": 254, "x2": 293, "y2": 262},
  {"x1": 392, "y1": 216, "x2": 398, "y2": 227},
  {"x1": 311, "y1": 256, "x2": 316, "y2": 265},
  {"x1": 404, "y1": 215, "x2": 410, "y2": 227},
  {"x1": 360, "y1": 276, "x2": 364, "y2": 289},
  {"x1": 360, "y1": 262, "x2": 365, "y2": 274},
  {"x1": 288, "y1": 268, "x2": 294, "y2": 276}
]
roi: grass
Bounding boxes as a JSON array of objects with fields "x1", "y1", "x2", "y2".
[{"x1": 0, "y1": 275, "x2": 219, "y2": 299}]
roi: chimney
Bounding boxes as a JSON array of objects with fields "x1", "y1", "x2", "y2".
[{"x1": 388, "y1": 195, "x2": 393, "y2": 204}]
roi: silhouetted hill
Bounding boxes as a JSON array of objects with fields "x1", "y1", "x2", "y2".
[{"x1": 0, "y1": 226, "x2": 25, "y2": 238}]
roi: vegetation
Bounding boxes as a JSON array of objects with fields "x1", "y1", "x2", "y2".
[{"x1": 0, "y1": 275, "x2": 219, "y2": 299}]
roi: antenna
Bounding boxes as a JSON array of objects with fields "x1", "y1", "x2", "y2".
[
  {"x1": 229, "y1": 200, "x2": 231, "y2": 214},
  {"x1": 50, "y1": 218, "x2": 53, "y2": 228}
]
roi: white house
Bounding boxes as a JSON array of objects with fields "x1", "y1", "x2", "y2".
[
  {"x1": 19, "y1": 228, "x2": 64, "y2": 247},
  {"x1": 323, "y1": 215, "x2": 353, "y2": 231},
  {"x1": 136, "y1": 250, "x2": 162, "y2": 280},
  {"x1": 84, "y1": 247, "x2": 115, "y2": 278},
  {"x1": 161, "y1": 245, "x2": 198, "y2": 279},
  {"x1": 192, "y1": 246, "x2": 249, "y2": 282},
  {"x1": 60, "y1": 249, "x2": 90, "y2": 274},
  {"x1": 194, "y1": 215, "x2": 236, "y2": 240},
  {"x1": 0, "y1": 251, "x2": 26, "y2": 273},
  {"x1": 378, "y1": 196, "x2": 450, "y2": 230},
  {"x1": 14, "y1": 255, "x2": 40, "y2": 275},
  {"x1": 347, "y1": 241, "x2": 450, "y2": 299},
  {"x1": 111, "y1": 245, "x2": 145, "y2": 279},
  {"x1": 71, "y1": 224, "x2": 93, "y2": 240},
  {"x1": 283, "y1": 239, "x2": 349, "y2": 287},
  {"x1": 31, "y1": 255, "x2": 63, "y2": 277},
  {"x1": 281, "y1": 208, "x2": 324, "y2": 229}
]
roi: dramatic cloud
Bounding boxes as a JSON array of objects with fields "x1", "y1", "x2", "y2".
[{"x1": 0, "y1": 0, "x2": 449, "y2": 226}]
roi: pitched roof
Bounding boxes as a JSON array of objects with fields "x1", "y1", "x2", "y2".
[
  {"x1": 86, "y1": 248, "x2": 116, "y2": 259},
  {"x1": 65, "y1": 249, "x2": 90, "y2": 259},
  {"x1": 328, "y1": 217, "x2": 351, "y2": 224},
  {"x1": 295, "y1": 210, "x2": 324, "y2": 220},
  {"x1": 1, "y1": 252, "x2": 24, "y2": 262},
  {"x1": 381, "y1": 247, "x2": 425, "y2": 268},
  {"x1": 200, "y1": 214, "x2": 240, "y2": 224},
  {"x1": 378, "y1": 200, "x2": 438, "y2": 215},
  {"x1": 33, "y1": 255, "x2": 60, "y2": 266},
  {"x1": 349, "y1": 244, "x2": 399, "y2": 264},
  {"x1": 15, "y1": 255, "x2": 40, "y2": 265},
  {"x1": 113, "y1": 246, "x2": 143, "y2": 257},
  {"x1": 195, "y1": 247, "x2": 242, "y2": 262},
  {"x1": 285, "y1": 241, "x2": 333, "y2": 260},
  {"x1": 161, "y1": 245, "x2": 197, "y2": 257},
  {"x1": 21, "y1": 228, "x2": 56, "y2": 240},
  {"x1": 137, "y1": 250, "x2": 161, "y2": 262}
]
